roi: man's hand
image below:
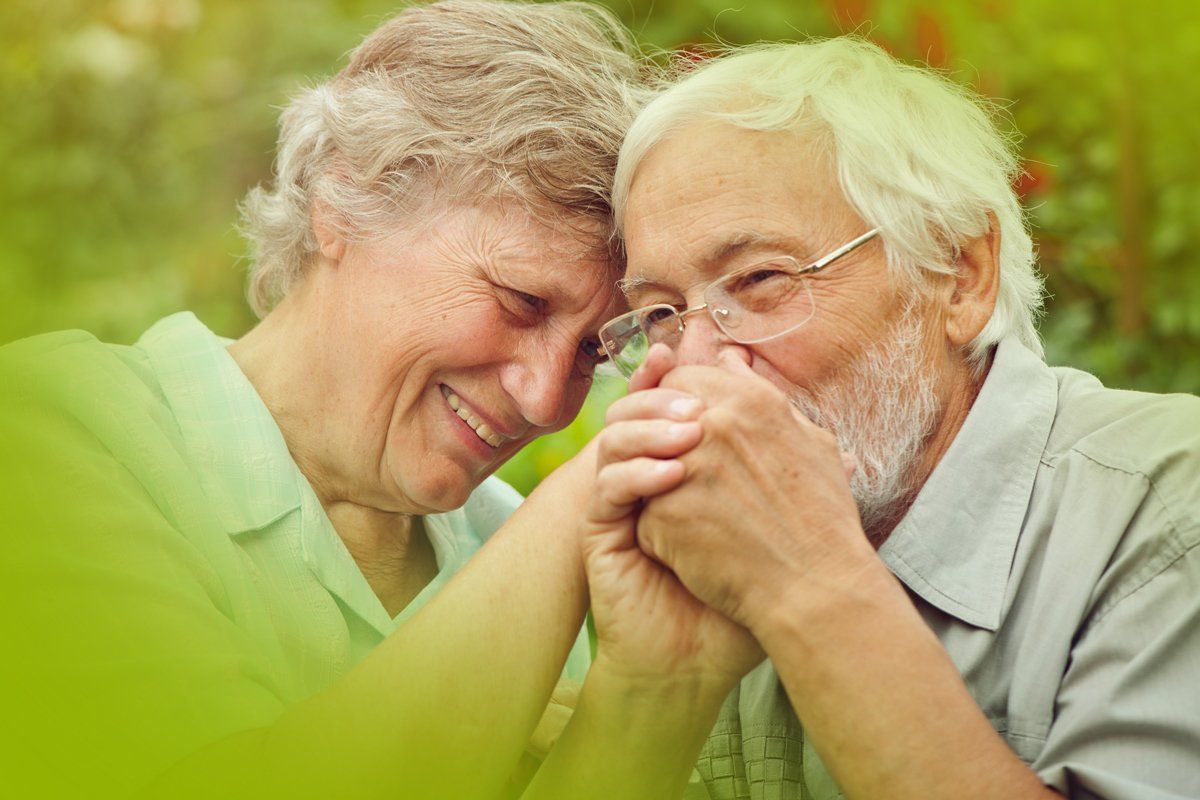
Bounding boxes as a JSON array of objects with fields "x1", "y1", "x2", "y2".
[
  {"x1": 633, "y1": 347, "x2": 875, "y2": 635},
  {"x1": 579, "y1": 378, "x2": 764, "y2": 692},
  {"x1": 519, "y1": 379, "x2": 764, "y2": 800}
]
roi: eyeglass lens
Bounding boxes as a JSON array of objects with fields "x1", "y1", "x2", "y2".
[
  {"x1": 603, "y1": 229, "x2": 878, "y2": 376},
  {"x1": 706, "y1": 261, "x2": 815, "y2": 342}
]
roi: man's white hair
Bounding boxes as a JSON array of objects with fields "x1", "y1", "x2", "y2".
[{"x1": 613, "y1": 38, "x2": 1044, "y2": 364}]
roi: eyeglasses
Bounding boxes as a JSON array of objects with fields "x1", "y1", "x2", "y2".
[{"x1": 599, "y1": 228, "x2": 880, "y2": 377}]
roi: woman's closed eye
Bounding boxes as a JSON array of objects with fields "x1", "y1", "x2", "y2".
[{"x1": 502, "y1": 287, "x2": 548, "y2": 320}]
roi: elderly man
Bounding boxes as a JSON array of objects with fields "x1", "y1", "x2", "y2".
[{"x1": 557, "y1": 38, "x2": 1200, "y2": 800}]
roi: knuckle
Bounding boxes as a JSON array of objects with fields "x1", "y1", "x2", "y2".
[
  {"x1": 740, "y1": 384, "x2": 783, "y2": 416},
  {"x1": 647, "y1": 485, "x2": 683, "y2": 521},
  {"x1": 703, "y1": 405, "x2": 740, "y2": 437},
  {"x1": 595, "y1": 427, "x2": 619, "y2": 463},
  {"x1": 594, "y1": 464, "x2": 622, "y2": 499},
  {"x1": 604, "y1": 395, "x2": 638, "y2": 425},
  {"x1": 659, "y1": 367, "x2": 697, "y2": 393}
]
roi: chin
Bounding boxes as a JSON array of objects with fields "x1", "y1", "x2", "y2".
[{"x1": 392, "y1": 461, "x2": 480, "y2": 514}]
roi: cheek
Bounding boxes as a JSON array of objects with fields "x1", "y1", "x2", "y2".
[
  {"x1": 750, "y1": 336, "x2": 838, "y2": 392},
  {"x1": 418, "y1": 304, "x2": 519, "y2": 372},
  {"x1": 756, "y1": 289, "x2": 899, "y2": 387}
]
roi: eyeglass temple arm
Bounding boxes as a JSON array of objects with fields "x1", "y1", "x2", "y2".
[{"x1": 802, "y1": 228, "x2": 881, "y2": 275}]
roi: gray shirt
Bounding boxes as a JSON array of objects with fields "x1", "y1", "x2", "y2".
[{"x1": 692, "y1": 336, "x2": 1200, "y2": 800}]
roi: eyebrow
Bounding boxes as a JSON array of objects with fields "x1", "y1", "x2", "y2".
[
  {"x1": 619, "y1": 231, "x2": 810, "y2": 299},
  {"x1": 700, "y1": 231, "x2": 808, "y2": 268}
]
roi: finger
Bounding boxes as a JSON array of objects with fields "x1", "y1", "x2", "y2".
[
  {"x1": 659, "y1": 363, "x2": 748, "y2": 401},
  {"x1": 605, "y1": 387, "x2": 704, "y2": 424},
  {"x1": 590, "y1": 458, "x2": 685, "y2": 524},
  {"x1": 628, "y1": 343, "x2": 677, "y2": 392},
  {"x1": 597, "y1": 420, "x2": 702, "y2": 466}
]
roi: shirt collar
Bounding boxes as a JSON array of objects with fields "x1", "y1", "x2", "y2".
[
  {"x1": 135, "y1": 312, "x2": 301, "y2": 534},
  {"x1": 878, "y1": 336, "x2": 1058, "y2": 631},
  {"x1": 135, "y1": 312, "x2": 477, "y2": 636}
]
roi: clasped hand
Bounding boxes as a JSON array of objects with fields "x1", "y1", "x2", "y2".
[{"x1": 579, "y1": 345, "x2": 871, "y2": 693}]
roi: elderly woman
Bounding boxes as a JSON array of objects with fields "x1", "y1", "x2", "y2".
[{"x1": 0, "y1": 2, "x2": 707, "y2": 797}]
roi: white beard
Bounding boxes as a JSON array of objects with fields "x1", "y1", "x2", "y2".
[{"x1": 788, "y1": 305, "x2": 941, "y2": 538}]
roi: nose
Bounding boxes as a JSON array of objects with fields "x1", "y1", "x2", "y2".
[
  {"x1": 499, "y1": 340, "x2": 577, "y2": 430},
  {"x1": 673, "y1": 309, "x2": 749, "y2": 367}
]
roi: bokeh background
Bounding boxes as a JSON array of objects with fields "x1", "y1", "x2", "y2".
[{"x1": 3, "y1": 0, "x2": 1198, "y2": 494}]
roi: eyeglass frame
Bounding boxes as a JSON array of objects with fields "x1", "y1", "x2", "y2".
[{"x1": 599, "y1": 227, "x2": 881, "y2": 376}]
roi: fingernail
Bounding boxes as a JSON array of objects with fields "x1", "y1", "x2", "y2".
[
  {"x1": 654, "y1": 460, "x2": 678, "y2": 474},
  {"x1": 668, "y1": 397, "x2": 703, "y2": 419}
]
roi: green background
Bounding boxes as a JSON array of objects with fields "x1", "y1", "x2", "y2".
[{"x1": 3, "y1": 0, "x2": 1198, "y2": 494}]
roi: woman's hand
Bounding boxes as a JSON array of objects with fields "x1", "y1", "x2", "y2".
[
  {"x1": 519, "y1": 352, "x2": 764, "y2": 800},
  {"x1": 578, "y1": 353, "x2": 764, "y2": 695},
  {"x1": 634, "y1": 348, "x2": 867, "y2": 634}
]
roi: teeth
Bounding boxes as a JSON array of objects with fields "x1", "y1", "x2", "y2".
[{"x1": 442, "y1": 387, "x2": 505, "y2": 448}]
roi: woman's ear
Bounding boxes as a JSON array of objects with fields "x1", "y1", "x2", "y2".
[
  {"x1": 311, "y1": 201, "x2": 346, "y2": 265},
  {"x1": 945, "y1": 211, "x2": 1001, "y2": 348}
]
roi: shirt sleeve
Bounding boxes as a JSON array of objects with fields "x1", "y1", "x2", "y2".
[
  {"x1": 1031, "y1": 525, "x2": 1200, "y2": 800},
  {"x1": 0, "y1": 345, "x2": 287, "y2": 797}
]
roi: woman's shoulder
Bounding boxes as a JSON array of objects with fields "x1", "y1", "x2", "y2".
[
  {"x1": 2, "y1": 326, "x2": 176, "y2": 446},
  {"x1": 0, "y1": 326, "x2": 198, "y2": 534},
  {"x1": 4, "y1": 326, "x2": 162, "y2": 400}
]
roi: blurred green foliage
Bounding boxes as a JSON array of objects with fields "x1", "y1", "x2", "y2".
[{"x1": 2, "y1": 0, "x2": 1198, "y2": 495}]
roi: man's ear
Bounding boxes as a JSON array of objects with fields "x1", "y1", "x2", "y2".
[
  {"x1": 311, "y1": 201, "x2": 346, "y2": 265},
  {"x1": 945, "y1": 211, "x2": 1001, "y2": 348}
]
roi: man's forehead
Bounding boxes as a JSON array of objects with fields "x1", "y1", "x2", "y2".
[{"x1": 621, "y1": 131, "x2": 843, "y2": 269}]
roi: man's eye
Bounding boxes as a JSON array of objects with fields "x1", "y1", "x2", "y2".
[
  {"x1": 732, "y1": 267, "x2": 789, "y2": 289},
  {"x1": 641, "y1": 306, "x2": 678, "y2": 326}
]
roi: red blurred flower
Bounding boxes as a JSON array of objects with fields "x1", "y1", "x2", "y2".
[
  {"x1": 914, "y1": 8, "x2": 949, "y2": 68},
  {"x1": 673, "y1": 42, "x2": 718, "y2": 72},
  {"x1": 1014, "y1": 159, "x2": 1057, "y2": 197},
  {"x1": 827, "y1": 0, "x2": 871, "y2": 29}
]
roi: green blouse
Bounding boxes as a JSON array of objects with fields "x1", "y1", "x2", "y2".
[{"x1": 0, "y1": 312, "x2": 589, "y2": 797}]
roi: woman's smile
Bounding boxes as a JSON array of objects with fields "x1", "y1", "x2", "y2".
[{"x1": 439, "y1": 383, "x2": 509, "y2": 448}]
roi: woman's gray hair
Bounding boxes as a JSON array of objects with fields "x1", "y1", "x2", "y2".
[
  {"x1": 613, "y1": 38, "x2": 1045, "y2": 365},
  {"x1": 240, "y1": 0, "x2": 648, "y2": 317}
]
